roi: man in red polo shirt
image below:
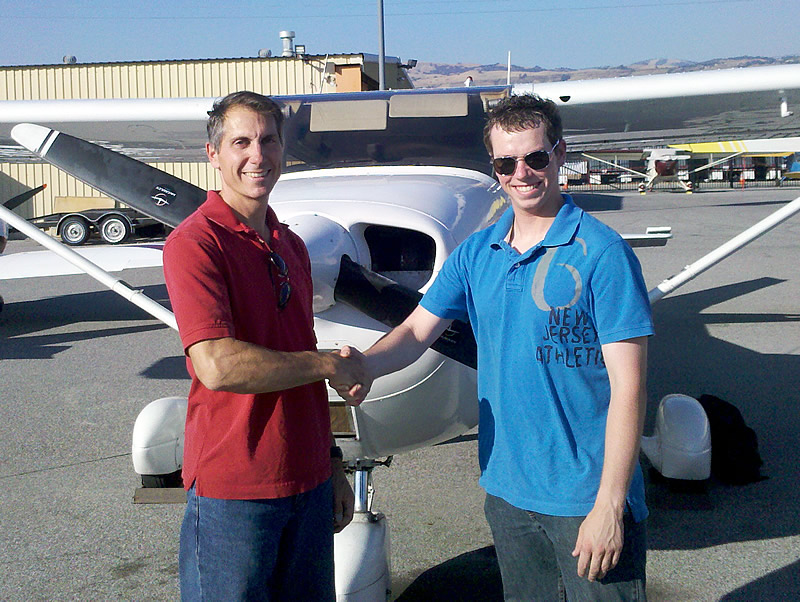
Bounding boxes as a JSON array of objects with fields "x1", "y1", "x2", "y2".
[{"x1": 163, "y1": 91, "x2": 366, "y2": 600}]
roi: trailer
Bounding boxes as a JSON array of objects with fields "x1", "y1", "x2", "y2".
[{"x1": 28, "y1": 207, "x2": 163, "y2": 246}]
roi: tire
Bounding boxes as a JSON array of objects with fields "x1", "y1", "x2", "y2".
[
  {"x1": 60, "y1": 216, "x2": 90, "y2": 246},
  {"x1": 100, "y1": 215, "x2": 131, "y2": 244}
]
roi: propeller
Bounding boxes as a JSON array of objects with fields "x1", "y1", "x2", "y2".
[
  {"x1": 11, "y1": 124, "x2": 205, "y2": 228},
  {"x1": 3, "y1": 183, "x2": 47, "y2": 211},
  {"x1": 334, "y1": 256, "x2": 477, "y2": 369},
  {"x1": 11, "y1": 123, "x2": 479, "y2": 368}
]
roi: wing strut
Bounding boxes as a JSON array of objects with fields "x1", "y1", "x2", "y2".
[
  {"x1": 648, "y1": 195, "x2": 800, "y2": 303},
  {"x1": 687, "y1": 152, "x2": 745, "y2": 174},
  {"x1": 582, "y1": 152, "x2": 647, "y2": 178},
  {"x1": 336, "y1": 195, "x2": 800, "y2": 368}
]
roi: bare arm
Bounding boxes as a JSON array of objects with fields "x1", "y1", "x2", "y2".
[
  {"x1": 188, "y1": 337, "x2": 366, "y2": 395},
  {"x1": 573, "y1": 336, "x2": 648, "y2": 581},
  {"x1": 338, "y1": 305, "x2": 453, "y2": 405}
]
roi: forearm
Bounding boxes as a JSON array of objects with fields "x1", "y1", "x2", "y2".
[
  {"x1": 594, "y1": 338, "x2": 648, "y2": 512},
  {"x1": 364, "y1": 324, "x2": 433, "y2": 379},
  {"x1": 331, "y1": 305, "x2": 451, "y2": 405},
  {"x1": 189, "y1": 337, "x2": 337, "y2": 394},
  {"x1": 364, "y1": 304, "x2": 452, "y2": 377},
  {"x1": 573, "y1": 338, "x2": 648, "y2": 579},
  {"x1": 595, "y1": 391, "x2": 646, "y2": 512}
]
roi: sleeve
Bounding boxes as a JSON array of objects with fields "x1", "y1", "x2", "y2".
[
  {"x1": 590, "y1": 239, "x2": 654, "y2": 345},
  {"x1": 163, "y1": 230, "x2": 236, "y2": 353},
  {"x1": 419, "y1": 242, "x2": 471, "y2": 323}
]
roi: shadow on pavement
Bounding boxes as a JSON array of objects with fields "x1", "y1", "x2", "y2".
[
  {"x1": 395, "y1": 545, "x2": 503, "y2": 601},
  {"x1": 571, "y1": 192, "x2": 623, "y2": 212},
  {"x1": 646, "y1": 278, "x2": 800, "y2": 551},
  {"x1": 721, "y1": 559, "x2": 800, "y2": 600}
]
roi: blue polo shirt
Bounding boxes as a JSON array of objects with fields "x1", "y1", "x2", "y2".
[{"x1": 420, "y1": 195, "x2": 653, "y2": 521}]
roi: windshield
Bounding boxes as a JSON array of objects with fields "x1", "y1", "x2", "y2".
[{"x1": 278, "y1": 86, "x2": 509, "y2": 176}]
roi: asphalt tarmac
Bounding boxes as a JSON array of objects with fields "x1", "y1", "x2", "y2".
[{"x1": 1, "y1": 186, "x2": 799, "y2": 600}]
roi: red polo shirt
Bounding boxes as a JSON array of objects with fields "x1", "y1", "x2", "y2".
[{"x1": 163, "y1": 191, "x2": 331, "y2": 499}]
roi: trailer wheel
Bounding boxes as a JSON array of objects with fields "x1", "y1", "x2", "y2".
[
  {"x1": 100, "y1": 215, "x2": 131, "y2": 244},
  {"x1": 60, "y1": 216, "x2": 90, "y2": 246}
]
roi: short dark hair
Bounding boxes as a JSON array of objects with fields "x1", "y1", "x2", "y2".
[
  {"x1": 207, "y1": 91, "x2": 285, "y2": 150},
  {"x1": 483, "y1": 94, "x2": 563, "y2": 156}
]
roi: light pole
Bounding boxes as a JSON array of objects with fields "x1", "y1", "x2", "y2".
[{"x1": 377, "y1": 0, "x2": 385, "y2": 90}]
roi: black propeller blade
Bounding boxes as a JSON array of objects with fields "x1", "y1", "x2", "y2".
[
  {"x1": 3, "y1": 183, "x2": 47, "y2": 211},
  {"x1": 17, "y1": 125, "x2": 479, "y2": 369},
  {"x1": 334, "y1": 255, "x2": 477, "y2": 369},
  {"x1": 13, "y1": 125, "x2": 205, "y2": 227}
]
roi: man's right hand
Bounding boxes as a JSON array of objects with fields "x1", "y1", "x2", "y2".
[{"x1": 328, "y1": 346, "x2": 372, "y2": 406}]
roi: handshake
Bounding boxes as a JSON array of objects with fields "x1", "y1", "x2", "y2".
[{"x1": 327, "y1": 345, "x2": 372, "y2": 406}]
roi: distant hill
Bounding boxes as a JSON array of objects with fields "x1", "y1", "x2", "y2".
[{"x1": 407, "y1": 55, "x2": 800, "y2": 89}]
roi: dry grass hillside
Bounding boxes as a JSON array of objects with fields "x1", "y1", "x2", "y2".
[{"x1": 407, "y1": 55, "x2": 800, "y2": 89}]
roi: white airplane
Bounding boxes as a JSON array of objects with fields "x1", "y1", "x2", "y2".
[
  {"x1": 3, "y1": 63, "x2": 800, "y2": 599},
  {"x1": 639, "y1": 148, "x2": 694, "y2": 193},
  {"x1": 582, "y1": 148, "x2": 695, "y2": 193},
  {"x1": 582, "y1": 136, "x2": 800, "y2": 194}
]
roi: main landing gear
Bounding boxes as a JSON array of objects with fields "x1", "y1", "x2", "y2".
[{"x1": 335, "y1": 458, "x2": 393, "y2": 600}]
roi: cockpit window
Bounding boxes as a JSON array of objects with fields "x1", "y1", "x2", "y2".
[{"x1": 280, "y1": 87, "x2": 508, "y2": 175}]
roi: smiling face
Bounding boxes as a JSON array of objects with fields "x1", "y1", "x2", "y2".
[
  {"x1": 206, "y1": 106, "x2": 283, "y2": 212},
  {"x1": 489, "y1": 123, "x2": 565, "y2": 219}
]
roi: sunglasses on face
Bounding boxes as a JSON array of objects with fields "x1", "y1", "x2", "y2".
[
  {"x1": 492, "y1": 140, "x2": 561, "y2": 176},
  {"x1": 268, "y1": 251, "x2": 292, "y2": 310}
]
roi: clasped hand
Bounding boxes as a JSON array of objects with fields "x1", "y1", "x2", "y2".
[{"x1": 328, "y1": 346, "x2": 372, "y2": 406}]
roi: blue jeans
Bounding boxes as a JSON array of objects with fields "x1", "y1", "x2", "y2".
[
  {"x1": 180, "y1": 479, "x2": 334, "y2": 601},
  {"x1": 484, "y1": 493, "x2": 647, "y2": 601}
]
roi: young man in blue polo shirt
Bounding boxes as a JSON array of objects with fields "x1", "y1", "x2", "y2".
[{"x1": 338, "y1": 94, "x2": 653, "y2": 600}]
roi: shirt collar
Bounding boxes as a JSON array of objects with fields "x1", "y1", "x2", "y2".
[
  {"x1": 542, "y1": 193, "x2": 582, "y2": 247},
  {"x1": 490, "y1": 193, "x2": 582, "y2": 250},
  {"x1": 199, "y1": 190, "x2": 283, "y2": 244}
]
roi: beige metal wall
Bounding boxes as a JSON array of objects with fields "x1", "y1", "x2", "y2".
[
  {"x1": 0, "y1": 55, "x2": 369, "y2": 101},
  {"x1": 1, "y1": 54, "x2": 383, "y2": 218},
  {"x1": 0, "y1": 162, "x2": 222, "y2": 219}
]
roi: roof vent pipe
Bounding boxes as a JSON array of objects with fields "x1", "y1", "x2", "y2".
[{"x1": 279, "y1": 30, "x2": 295, "y2": 57}]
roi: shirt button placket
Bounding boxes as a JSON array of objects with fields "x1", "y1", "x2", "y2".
[{"x1": 506, "y1": 261, "x2": 523, "y2": 292}]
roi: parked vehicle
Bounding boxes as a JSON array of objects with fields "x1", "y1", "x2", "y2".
[{"x1": 29, "y1": 207, "x2": 162, "y2": 245}]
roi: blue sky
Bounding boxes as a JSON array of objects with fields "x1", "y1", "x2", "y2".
[{"x1": 0, "y1": 0, "x2": 793, "y2": 70}]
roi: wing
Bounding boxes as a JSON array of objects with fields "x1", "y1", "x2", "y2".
[
  {"x1": 0, "y1": 87, "x2": 505, "y2": 173},
  {"x1": 2, "y1": 64, "x2": 800, "y2": 162},
  {"x1": 530, "y1": 64, "x2": 800, "y2": 150},
  {"x1": 670, "y1": 136, "x2": 800, "y2": 154}
]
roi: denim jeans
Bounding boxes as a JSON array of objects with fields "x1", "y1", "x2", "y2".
[
  {"x1": 180, "y1": 479, "x2": 334, "y2": 601},
  {"x1": 484, "y1": 492, "x2": 647, "y2": 601}
]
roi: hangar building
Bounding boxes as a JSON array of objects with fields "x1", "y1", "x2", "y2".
[{"x1": 1, "y1": 39, "x2": 414, "y2": 221}]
